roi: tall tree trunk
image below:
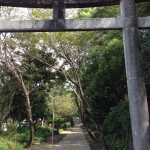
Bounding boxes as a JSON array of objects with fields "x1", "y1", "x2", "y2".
[
  {"x1": 78, "y1": 104, "x2": 97, "y2": 141},
  {"x1": 22, "y1": 81, "x2": 34, "y2": 148},
  {"x1": 27, "y1": 120, "x2": 34, "y2": 148},
  {"x1": 1, "y1": 30, "x2": 34, "y2": 148}
]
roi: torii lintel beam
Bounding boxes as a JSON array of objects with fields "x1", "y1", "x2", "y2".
[
  {"x1": 0, "y1": 0, "x2": 149, "y2": 8},
  {"x1": 0, "y1": 17, "x2": 150, "y2": 32}
]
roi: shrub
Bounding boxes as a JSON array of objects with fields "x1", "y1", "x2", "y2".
[
  {"x1": 62, "y1": 122, "x2": 71, "y2": 130},
  {"x1": 6, "y1": 123, "x2": 18, "y2": 135},
  {"x1": 102, "y1": 101, "x2": 130, "y2": 134},
  {"x1": 15, "y1": 126, "x2": 30, "y2": 143},
  {"x1": 48, "y1": 116, "x2": 66, "y2": 134},
  {"x1": 16, "y1": 132, "x2": 29, "y2": 143},
  {"x1": 90, "y1": 124, "x2": 97, "y2": 131},
  {"x1": 17, "y1": 126, "x2": 51, "y2": 143},
  {"x1": 0, "y1": 136, "x2": 24, "y2": 150},
  {"x1": 35, "y1": 126, "x2": 51, "y2": 141},
  {"x1": 20, "y1": 126, "x2": 29, "y2": 133},
  {"x1": 101, "y1": 101, "x2": 131, "y2": 150}
]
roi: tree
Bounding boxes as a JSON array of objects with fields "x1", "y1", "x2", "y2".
[
  {"x1": 0, "y1": 7, "x2": 36, "y2": 146},
  {"x1": 40, "y1": 31, "x2": 99, "y2": 139},
  {"x1": 11, "y1": 13, "x2": 97, "y2": 137},
  {"x1": 48, "y1": 86, "x2": 77, "y2": 133},
  {"x1": 0, "y1": 65, "x2": 16, "y2": 130},
  {"x1": 0, "y1": 33, "x2": 35, "y2": 147},
  {"x1": 79, "y1": 3, "x2": 150, "y2": 149},
  {"x1": 48, "y1": 86, "x2": 77, "y2": 117}
]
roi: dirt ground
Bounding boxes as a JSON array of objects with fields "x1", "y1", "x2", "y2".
[
  {"x1": 46, "y1": 134, "x2": 66, "y2": 143},
  {"x1": 29, "y1": 134, "x2": 66, "y2": 150},
  {"x1": 90, "y1": 143, "x2": 105, "y2": 150},
  {"x1": 29, "y1": 144, "x2": 54, "y2": 150},
  {"x1": 82, "y1": 128, "x2": 105, "y2": 150}
]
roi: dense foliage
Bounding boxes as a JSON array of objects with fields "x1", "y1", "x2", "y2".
[{"x1": 0, "y1": 2, "x2": 150, "y2": 150}]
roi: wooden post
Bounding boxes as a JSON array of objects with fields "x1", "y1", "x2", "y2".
[{"x1": 121, "y1": 0, "x2": 150, "y2": 149}]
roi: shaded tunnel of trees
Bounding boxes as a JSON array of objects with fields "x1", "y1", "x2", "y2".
[{"x1": 0, "y1": 2, "x2": 150, "y2": 150}]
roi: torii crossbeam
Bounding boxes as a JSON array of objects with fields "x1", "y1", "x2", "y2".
[
  {"x1": 0, "y1": 1, "x2": 150, "y2": 150},
  {"x1": 0, "y1": 0, "x2": 150, "y2": 32},
  {"x1": 0, "y1": 17, "x2": 150, "y2": 32},
  {"x1": 0, "y1": 0, "x2": 149, "y2": 8}
]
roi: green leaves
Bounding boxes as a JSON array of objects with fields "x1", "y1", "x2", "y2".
[
  {"x1": 82, "y1": 31, "x2": 125, "y2": 100},
  {"x1": 136, "y1": 2, "x2": 150, "y2": 17},
  {"x1": 30, "y1": 8, "x2": 52, "y2": 20},
  {"x1": 101, "y1": 101, "x2": 130, "y2": 150},
  {"x1": 76, "y1": 6, "x2": 119, "y2": 19},
  {"x1": 48, "y1": 87, "x2": 77, "y2": 117},
  {"x1": 102, "y1": 101, "x2": 130, "y2": 134},
  {"x1": 76, "y1": 8, "x2": 97, "y2": 18}
]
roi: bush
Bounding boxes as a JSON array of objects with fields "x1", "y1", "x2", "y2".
[
  {"x1": 102, "y1": 101, "x2": 130, "y2": 134},
  {"x1": 15, "y1": 126, "x2": 30, "y2": 143},
  {"x1": 62, "y1": 122, "x2": 71, "y2": 130},
  {"x1": 0, "y1": 123, "x2": 52, "y2": 147},
  {"x1": 48, "y1": 116, "x2": 66, "y2": 134},
  {"x1": 7, "y1": 123, "x2": 17, "y2": 133},
  {"x1": 0, "y1": 136, "x2": 24, "y2": 150},
  {"x1": 17, "y1": 126, "x2": 51, "y2": 143},
  {"x1": 101, "y1": 101, "x2": 131, "y2": 150},
  {"x1": 90, "y1": 124, "x2": 97, "y2": 131},
  {"x1": 35, "y1": 126, "x2": 51, "y2": 141},
  {"x1": 20, "y1": 126, "x2": 30, "y2": 133},
  {"x1": 16, "y1": 132, "x2": 29, "y2": 143}
]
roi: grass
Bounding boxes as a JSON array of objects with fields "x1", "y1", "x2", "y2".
[
  {"x1": 0, "y1": 126, "x2": 63, "y2": 150},
  {"x1": 0, "y1": 125, "x2": 66, "y2": 150},
  {"x1": 0, "y1": 136, "x2": 24, "y2": 150}
]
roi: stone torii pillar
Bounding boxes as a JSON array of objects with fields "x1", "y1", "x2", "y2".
[
  {"x1": 121, "y1": 0, "x2": 150, "y2": 149},
  {"x1": 53, "y1": 0, "x2": 65, "y2": 20}
]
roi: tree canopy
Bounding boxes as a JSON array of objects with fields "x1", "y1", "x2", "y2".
[{"x1": 0, "y1": 2, "x2": 150, "y2": 149}]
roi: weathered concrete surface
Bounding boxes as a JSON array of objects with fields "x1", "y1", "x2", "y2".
[
  {"x1": 0, "y1": 0, "x2": 120, "y2": 8},
  {"x1": 0, "y1": 18, "x2": 122, "y2": 32},
  {"x1": 53, "y1": 1, "x2": 65, "y2": 20},
  {"x1": 0, "y1": 17, "x2": 150, "y2": 32},
  {"x1": 0, "y1": 0, "x2": 149, "y2": 8},
  {"x1": 52, "y1": 126, "x2": 91, "y2": 150},
  {"x1": 138, "y1": 16, "x2": 150, "y2": 29},
  {"x1": 121, "y1": 0, "x2": 150, "y2": 150}
]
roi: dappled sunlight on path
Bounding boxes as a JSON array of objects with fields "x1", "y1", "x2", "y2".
[
  {"x1": 29, "y1": 125, "x2": 91, "y2": 150},
  {"x1": 52, "y1": 126, "x2": 91, "y2": 150},
  {"x1": 30, "y1": 144, "x2": 54, "y2": 150}
]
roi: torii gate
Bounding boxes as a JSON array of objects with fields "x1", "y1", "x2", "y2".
[{"x1": 0, "y1": 0, "x2": 150, "y2": 149}]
